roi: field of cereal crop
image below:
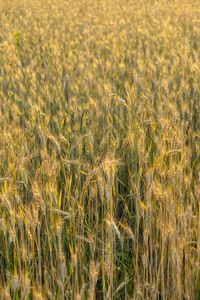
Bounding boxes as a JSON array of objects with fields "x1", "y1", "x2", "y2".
[{"x1": 0, "y1": 0, "x2": 200, "y2": 299}]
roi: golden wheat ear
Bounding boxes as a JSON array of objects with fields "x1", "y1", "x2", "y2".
[{"x1": 62, "y1": 68, "x2": 71, "y2": 103}]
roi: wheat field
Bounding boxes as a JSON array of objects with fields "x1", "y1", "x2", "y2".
[{"x1": 0, "y1": 0, "x2": 200, "y2": 299}]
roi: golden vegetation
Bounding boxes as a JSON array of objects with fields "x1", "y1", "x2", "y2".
[{"x1": 0, "y1": 0, "x2": 200, "y2": 299}]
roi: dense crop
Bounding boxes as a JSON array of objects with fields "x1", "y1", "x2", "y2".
[{"x1": 0, "y1": 0, "x2": 200, "y2": 299}]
